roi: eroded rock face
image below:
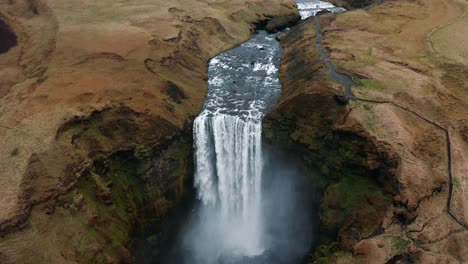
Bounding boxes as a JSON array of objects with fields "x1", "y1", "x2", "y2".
[
  {"x1": 265, "y1": 0, "x2": 467, "y2": 262},
  {"x1": 265, "y1": 20, "x2": 397, "y2": 260},
  {"x1": 0, "y1": 0, "x2": 299, "y2": 262}
]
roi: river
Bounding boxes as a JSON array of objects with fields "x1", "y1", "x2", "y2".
[{"x1": 134, "y1": 1, "x2": 347, "y2": 263}]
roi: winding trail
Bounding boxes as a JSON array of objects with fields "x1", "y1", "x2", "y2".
[
  {"x1": 313, "y1": 14, "x2": 468, "y2": 229},
  {"x1": 314, "y1": 16, "x2": 358, "y2": 99},
  {"x1": 425, "y1": 0, "x2": 468, "y2": 55}
]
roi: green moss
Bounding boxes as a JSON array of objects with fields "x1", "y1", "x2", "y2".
[
  {"x1": 359, "y1": 79, "x2": 387, "y2": 91},
  {"x1": 327, "y1": 138, "x2": 368, "y2": 170},
  {"x1": 57, "y1": 113, "x2": 113, "y2": 152},
  {"x1": 134, "y1": 144, "x2": 150, "y2": 160},
  {"x1": 339, "y1": 174, "x2": 380, "y2": 209},
  {"x1": 366, "y1": 47, "x2": 375, "y2": 65},
  {"x1": 314, "y1": 242, "x2": 352, "y2": 263},
  {"x1": 453, "y1": 176, "x2": 461, "y2": 188},
  {"x1": 264, "y1": 89, "x2": 394, "y2": 256},
  {"x1": 363, "y1": 104, "x2": 373, "y2": 111},
  {"x1": 321, "y1": 164, "x2": 330, "y2": 176},
  {"x1": 263, "y1": 113, "x2": 296, "y2": 147},
  {"x1": 73, "y1": 154, "x2": 146, "y2": 260},
  {"x1": 105, "y1": 157, "x2": 145, "y2": 223},
  {"x1": 265, "y1": 110, "x2": 368, "y2": 175},
  {"x1": 359, "y1": 103, "x2": 378, "y2": 133},
  {"x1": 390, "y1": 236, "x2": 410, "y2": 254},
  {"x1": 320, "y1": 171, "x2": 391, "y2": 238}
]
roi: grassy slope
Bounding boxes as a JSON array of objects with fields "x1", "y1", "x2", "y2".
[{"x1": 0, "y1": 0, "x2": 298, "y2": 262}]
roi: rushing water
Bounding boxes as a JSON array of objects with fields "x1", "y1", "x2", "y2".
[
  {"x1": 296, "y1": 0, "x2": 346, "y2": 19},
  {"x1": 190, "y1": 30, "x2": 282, "y2": 262},
  {"x1": 187, "y1": 2, "x2": 352, "y2": 262},
  {"x1": 134, "y1": 1, "x2": 347, "y2": 263}
]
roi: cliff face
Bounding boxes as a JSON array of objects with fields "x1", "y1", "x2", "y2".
[
  {"x1": 265, "y1": 0, "x2": 467, "y2": 262},
  {"x1": 0, "y1": 0, "x2": 298, "y2": 262}
]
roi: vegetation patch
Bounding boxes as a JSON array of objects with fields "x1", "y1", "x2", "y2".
[
  {"x1": 453, "y1": 176, "x2": 461, "y2": 188},
  {"x1": 314, "y1": 242, "x2": 352, "y2": 264},
  {"x1": 165, "y1": 81, "x2": 188, "y2": 104},
  {"x1": 320, "y1": 172, "x2": 392, "y2": 240},
  {"x1": 72, "y1": 153, "x2": 145, "y2": 260},
  {"x1": 264, "y1": 87, "x2": 395, "y2": 260},
  {"x1": 356, "y1": 78, "x2": 387, "y2": 91},
  {"x1": 390, "y1": 235, "x2": 411, "y2": 254}
]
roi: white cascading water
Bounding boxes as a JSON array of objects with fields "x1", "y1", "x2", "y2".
[
  {"x1": 191, "y1": 31, "x2": 281, "y2": 260},
  {"x1": 296, "y1": 0, "x2": 346, "y2": 18},
  {"x1": 194, "y1": 114, "x2": 264, "y2": 255},
  {"x1": 186, "y1": 2, "x2": 345, "y2": 262}
]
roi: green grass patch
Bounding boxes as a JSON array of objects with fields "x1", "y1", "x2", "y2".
[
  {"x1": 360, "y1": 79, "x2": 387, "y2": 90},
  {"x1": 363, "y1": 104, "x2": 373, "y2": 111},
  {"x1": 366, "y1": 119, "x2": 377, "y2": 133},
  {"x1": 413, "y1": 52, "x2": 438, "y2": 60},
  {"x1": 453, "y1": 176, "x2": 461, "y2": 188},
  {"x1": 321, "y1": 172, "x2": 392, "y2": 238},
  {"x1": 366, "y1": 47, "x2": 375, "y2": 65},
  {"x1": 314, "y1": 242, "x2": 352, "y2": 263},
  {"x1": 338, "y1": 174, "x2": 380, "y2": 213}
]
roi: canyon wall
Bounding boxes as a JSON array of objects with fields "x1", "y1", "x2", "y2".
[{"x1": 265, "y1": 0, "x2": 468, "y2": 262}]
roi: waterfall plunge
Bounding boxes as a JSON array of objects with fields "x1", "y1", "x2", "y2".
[
  {"x1": 184, "y1": 3, "x2": 344, "y2": 262},
  {"x1": 194, "y1": 114, "x2": 264, "y2": 256},
  {"x1": 133, "y1": 2, "x2": 346, "y2": 263},
  {"x1": 186, "y1": 31, "x2": 281, "y2": 262}
]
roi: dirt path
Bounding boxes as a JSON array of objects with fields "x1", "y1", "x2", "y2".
[
  {"x1": 313, "y1": 16, "x2": 358, "y2": 99},
  {"x1": 426, "y1": 0, "x2": 468, "y2": 61},
  {"x1": 313, "y1": 12, "x2": 468, "y2": 229}
]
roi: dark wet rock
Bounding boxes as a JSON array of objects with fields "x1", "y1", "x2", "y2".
[
  {"x1": 329, "y1": 0, "x2": 380, "y2": 9},
  {"x1": 334, "y1": 94, "x2": 349, "y2": 104},
  {"x1": 256, "y1": 13, "x2": 301, "y2": 33},
  {"x1": 316, "y1": 10, "x2": 332, "y2": 16},
  {"x1": 165, "y1": 81, "x2": 188, "y2": 104},
  {"x1": 354, "y1": 71, "x2": 372, "y2": 79},
  {"x1": 0, "y1": 18, "x2": 17, "y2": 54}
]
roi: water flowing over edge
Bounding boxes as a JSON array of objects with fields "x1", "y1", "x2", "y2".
[
  {"x1": 296, "y1": 0, "x2": 346, "y2": 19},
  {"x1": 192, "y1": 30, "x2": 282, "y2": 258},
  {"x1": 189, "y1": 1, "x2": 345, "y2": 261},
  {"x1": 194, "y1": 114, "x2": 264, "y2": 255}
]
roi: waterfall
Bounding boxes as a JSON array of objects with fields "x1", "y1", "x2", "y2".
[
  {"x1": 135, "y1": 2, "x2": 345, "y2": 263},
  {"x1": 187, "y1": 2, "x2": 345, "y2": 259},
  {"x1": 296, "y1": 0, "x2": 346, "y2": 19},
  {"x1": 190, "y1": 30, "x2": 282, "y2": 260},
  {"x1": 193, "y1": 114, "x2": 264, "y2": 255}
]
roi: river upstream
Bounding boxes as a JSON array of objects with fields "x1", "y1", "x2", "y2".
[
  {"x1": 135, "y1": 1, "x2": 348, "y2": 263},
  {"x1": 170, "y1": 28, "x2": 316, "y2": 264}
]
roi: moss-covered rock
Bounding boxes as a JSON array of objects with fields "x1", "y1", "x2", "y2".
[
  {"x1": 64, "y1": 133, "x2": 193, "y2": 262},
  {"x1": 264, "y1": 15, "x2": 396, "y2": 262}
]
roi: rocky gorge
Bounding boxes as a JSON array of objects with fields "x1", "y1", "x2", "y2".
[{"x1": 0, "y1": 0, "x2": 467, "y2": 263}]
